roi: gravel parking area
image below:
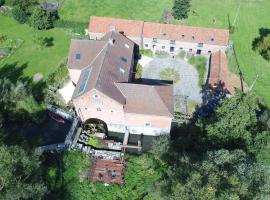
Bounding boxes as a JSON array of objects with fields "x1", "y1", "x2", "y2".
[{"x1": 142, "y1": 57, "x2": 204, "y2": 103}]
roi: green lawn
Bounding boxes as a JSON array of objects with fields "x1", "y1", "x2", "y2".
[
  {"x1": 0, "y1": 16, "x2": 71, "y2": 79},
  {"x1": 58, "y1": 0, "x2": 173, "y2": 23}
]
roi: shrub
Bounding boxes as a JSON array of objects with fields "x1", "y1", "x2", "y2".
[
  {"x1": 0, "y1": 0, "x2": 5, "y2": 7},
  {"x1": 155, "y1": 50, "x2": 169, "y2": 57},
  {"x1": 29, "y1": 7, "x2": 58, "y2": 30},
  {"x1": 172, "y1": 0, "x2": 191, "y2": 20},
  {"x1": 178, "y1": 50, "x2": 186, "y2": 59},
  {"x1": 135, "y1": 63, "x2": 143, "y2": 79},
  {"x1": 139, "y1": 49, "x2": 153, "y2": 57},
  {"x1": 12, "y1": 6, "x2": 28, "y2": 24}
]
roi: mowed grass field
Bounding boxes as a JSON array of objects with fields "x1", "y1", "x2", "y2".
[
  {"x1": 0, "y1": 16, "x2": 71, "y2": 79},
  {"x1": 1, "y1": 0, "x2": 270, "y2": 106}
]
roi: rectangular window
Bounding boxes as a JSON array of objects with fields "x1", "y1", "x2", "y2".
[
  {"x1": 97, "y1": 107, "x2": 101, "y2": 112},
  {"x1": 153, "y1": 38, "x2": 157, "y2": 43},
  {"x1": 162, "y1": 46, "x2": 165, "y2": 49},
  {"x1": 208, "y1": 50, "x2": 212, "y2": 54},
  {"x1": 210, "y1": 36, "x2": 215, "y2": 42},
  {"x1": 198, "y1": 43, "x2": 204, "y2": 47},
  {"x1": 170, "y1": 40, "x2": 175, "y2": 45},
  {"x1": 145, "y1": 44, "x2": 148, "y2": 47},
  {"x1": 189, "y1": 48, "x2": 192, "y2": 52},
  {"x1": 145, "y1": 123, "x2": 151, "y2": 127}
]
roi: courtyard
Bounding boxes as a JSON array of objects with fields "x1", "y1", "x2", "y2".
[{"x1": 141, "y1": 55, "x2": 208, "y2": 105}]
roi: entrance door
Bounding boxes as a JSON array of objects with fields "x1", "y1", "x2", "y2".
[{"x1": 196, "y1": 49, "x2": 202, "y2": 54}]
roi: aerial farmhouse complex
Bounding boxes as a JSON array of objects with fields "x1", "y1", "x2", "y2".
[{"x1": 67, "y1": 16, "x2": 231, "y2": 138}]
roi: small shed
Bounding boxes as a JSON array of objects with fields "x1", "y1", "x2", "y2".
[{"x1": 41, "y1": 2, "x2": 59, "y2": 12}]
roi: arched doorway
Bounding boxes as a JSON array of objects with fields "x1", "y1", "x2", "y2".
[{"x1": 83, "y1": 118, "x2": 108, "y2": 135}]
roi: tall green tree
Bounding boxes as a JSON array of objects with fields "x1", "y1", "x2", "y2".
[
  {"x1": 148, "y1": 149, "x2": 270, "y2": 200},
  {"x1": 29, "y1": 7, "x2": 58, "y2": 30},
  {"x1": 254, "y1": 34, "x2": 270, "y2": 61},
  {"x1": 199, "y1": 91, "x2": 269, "y2": 151},
  {"x1": 0, "y1": 145, "x2": 46, "y2": 199},
  {"x1": 172, "y1": 0, "x2": 191, "y2": 20}
]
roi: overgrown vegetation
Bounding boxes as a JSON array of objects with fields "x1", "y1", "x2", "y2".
[
  {"x1": 160, "y1": 67, "x2": 180, "y2": 83},
  {"x1": 0, "y1": 145, "x2": 47, "y2": 199},
  {"x1": 43, "y1": 152, "x2": 162, "y2": 200},
  {"x1": 188, "y1": 55, "x2": 207, "y2": 88},
  {"x1": 9, "y1": 0, "x2": 59, "y2": 30},
  {"x1": 134, "y1": 63, "x2": 143, "y2": 79},
  {"x1": 146, "y1": 91, "x2": 270, "y2": 199}
]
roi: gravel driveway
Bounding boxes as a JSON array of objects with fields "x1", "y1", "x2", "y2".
[{"x1": 142, "y1": 57, "x2": 203, "y2": 103}]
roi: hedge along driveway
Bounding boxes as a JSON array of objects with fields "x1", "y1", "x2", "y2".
[{"x1": 0, "y1": 16, "x2": 71, "y2": 79}]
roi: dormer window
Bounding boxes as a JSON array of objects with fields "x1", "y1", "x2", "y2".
[
  {"x1": 210, "y1": 36, "x2": 215, "y2": 42},
  {"x1": 75, "y1": 53, "x2": 81, "y2": 60},
  {"x1": 153, "y1": 38, "x2": 157, "y2": 43},
  {"x1": 192, "y1": 35, "x2": 195, "y2": 40},
  {"x1": 181, "y1": 34, "x2": 185, "y2": 39},
  {"x1": 162, "y1": 32, "x2": 167, "y2": 36}
]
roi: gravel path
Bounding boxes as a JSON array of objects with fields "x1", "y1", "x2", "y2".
[{"x1": 142, "y1": 57, "x2": 203, "y2": 103}]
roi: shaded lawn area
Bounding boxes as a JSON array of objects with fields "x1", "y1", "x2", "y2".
[{"x1": 0, "y1": 16, "x2": 71, "y2": 78}]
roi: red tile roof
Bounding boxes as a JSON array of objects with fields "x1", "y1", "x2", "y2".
[
  {"x1": 143, "y1": 22, "x2": 229, "y2": 46},
  {"x1": 89, "y1": 16, "x2": 229, "y2": 46},
  {"x1": 116, "y1": 83, "x2": 174, "y2": 117},
  {"x1": 209, "y1": 50, "x2": 235, "y2": 94},
  {"x1": 89, "y1": 16, "x2": 144, "y2": 37}
]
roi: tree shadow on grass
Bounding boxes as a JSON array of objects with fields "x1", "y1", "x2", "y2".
[{"x1": 44, "y1": 37, "x2": 54, "y2": 47}]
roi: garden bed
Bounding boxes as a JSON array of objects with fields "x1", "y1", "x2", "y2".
[{"x1": 0, "y1": 36, "x2": 23, "y2": 62}]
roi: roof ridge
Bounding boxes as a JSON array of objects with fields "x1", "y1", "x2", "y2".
[{"x1": 92, "y1": 42, "x2": 110, "y2": 88}]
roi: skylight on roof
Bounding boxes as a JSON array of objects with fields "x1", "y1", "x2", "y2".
[
  {"x1": 78, "y1": 67, "x2": 92, "y2": 95},
  {"x1": 75, "y1": 53, "x2": 81, "y2": 60},
  {"x1": 119, "y1": 67, "x2": 125, "y2": 74},
  {"x1": 121, "y1": 57, "x2": 127, "y2": 63}
]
